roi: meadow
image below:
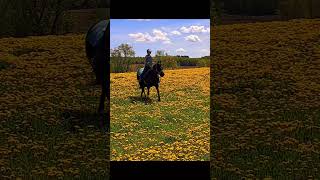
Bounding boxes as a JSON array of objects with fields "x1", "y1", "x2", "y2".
[
  {"x1": 110, "y1": 67, "x2": 210, "y2": 161},
  {"x1": 211, "y1": 19, "x2": 320, "y2": 179},
  {"x1": 0, "y1": 34, "x2": 109, "y2": 179}
]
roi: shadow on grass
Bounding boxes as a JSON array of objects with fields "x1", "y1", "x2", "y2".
[
  {"x1": 60, "y1": 109, "x2": 109, "y2": 132},
  {"x1": 128, "y1": 96, "x2": 153, "y2": 104},
  {"x1": 0, "y1": 61, "x2": 15, "y2": 71}
]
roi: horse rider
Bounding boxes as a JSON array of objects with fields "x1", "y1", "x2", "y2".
[{"x1": 140, "y1": 49, "x2": 153, "y2": 81}]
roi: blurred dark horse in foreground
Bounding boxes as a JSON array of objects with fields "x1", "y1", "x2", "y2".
[
  {"x1": 137, "y1": 62, "x2": 164, "y2": 103},
  {"x1": 85, "y1": 20, "x2": 110, "y2": 114}
]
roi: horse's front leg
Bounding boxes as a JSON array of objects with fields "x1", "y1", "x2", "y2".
[
  {"x1": 98, "y1": 82, "x2": 106, "y2": 114},
  {"x1": 156, "y1": 85, "x2": 160, "y2": 102},
  {"x1": 141, "y1": 87, "x2": 145, "y2": 99},
  {"x1": 144, "y1": 86, "x2": 150, "y2": 104}
]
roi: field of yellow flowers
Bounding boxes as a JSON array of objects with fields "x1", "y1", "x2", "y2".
[
  {"x1": 211, "y1": 19, "x2": 320, "y2": 179},
  {"x1": 110, "y1": 68, "x2": 210, "y2": 161},
  {"x1": 0, "y1": 34, "x2": 109, "y2": 179}
]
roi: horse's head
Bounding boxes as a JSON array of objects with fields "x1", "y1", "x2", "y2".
[{"x1": 153, "y1": 61, "x2": 164, "y2": 77}]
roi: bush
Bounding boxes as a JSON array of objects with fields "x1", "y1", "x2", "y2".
[
  {"x1": 158, "y1": 56, "x2": 178, "y2": 69},
  {"x1": 176, "y1": 57, "x2": 210, "y2": 67},
  {"x1": 111, "y1": 57, "x2": 128, "y2": 73},
  {"x1": 196, "y1": 58, "x2": 210, "y2": 67},
  {"x1": 177, "y1": 58, "x2": 197, "y2": 66}
]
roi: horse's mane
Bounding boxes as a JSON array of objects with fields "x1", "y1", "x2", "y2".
[
  {"x1": 152, "y1": 63, "x2": 161, "y2": 70},
  {"x1": 144, "y1": 64, "x2": 160, "y2": 80}
]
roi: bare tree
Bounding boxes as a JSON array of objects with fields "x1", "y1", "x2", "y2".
[
  {"x1": 211, "y1": 0, "x2": 222, "y2": 25},
  {"x1": 0, "y1": 0, "x2": 104, "y2": 37},
  {"x1": 11, "y1": 0, "x2": 33, "y2": 37},
  {"x1": 0, "y1": 0, "x2": 11, "y2": 18},
  {"x1": 28, "y1": 0, "x2": 51, "y2": 35},
  {"x1": 49, "y1": 0, "x2": 92, "y2": 34}
]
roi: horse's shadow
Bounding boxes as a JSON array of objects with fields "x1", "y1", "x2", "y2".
[
  {"x1": 60, "y1": 109, "x2": 109, "y2": 133},
  {"x1": 129, "y1": 96, "x2": 153, "y2": 104}
]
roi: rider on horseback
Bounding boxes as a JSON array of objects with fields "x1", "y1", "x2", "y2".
[{"x1": 139, "y1": 49, "x2": 153, "y2": 81}]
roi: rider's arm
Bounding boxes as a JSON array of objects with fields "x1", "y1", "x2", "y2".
[{"x1": 146, "y1": 55, "x2": 152, "y2": 67}]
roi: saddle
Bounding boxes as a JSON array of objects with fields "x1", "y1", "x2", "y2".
[
  {"x1": 137, "y1": 67, "x2": 153, "y2": 83},
  {"x1": 137, "y1": 67, "x2": 161, "y2": 86}
]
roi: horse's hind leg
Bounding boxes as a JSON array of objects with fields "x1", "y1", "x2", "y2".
[
  {"x1": 156, "y1": 85, "x2": 160, "y2": 102},
  {"x1": 141, "y1": 87, "x2": 144, "y2": 97}
]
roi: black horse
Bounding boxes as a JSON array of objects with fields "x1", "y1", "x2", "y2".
[
  {"x1": 85, "y1": 20, "x2": 110, "y2": 114},
  {"x1": 137, "y1": 62, "x2": 165, "y2": 103}
]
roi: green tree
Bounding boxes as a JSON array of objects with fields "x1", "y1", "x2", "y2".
[
  {"x1": 155, "y1": 50, "x2": 165, "y2": 57},
  {"x1": 111, "y1": 44, "x2": 135, "y2": 72}
]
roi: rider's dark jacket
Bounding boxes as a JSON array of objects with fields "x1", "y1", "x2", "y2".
[
  {"x1": 141, "y1": 54, "x2": 153, "y2": 79},
  {"x1": 145, "y1": 54, "x2": 153, "y2": 68}
]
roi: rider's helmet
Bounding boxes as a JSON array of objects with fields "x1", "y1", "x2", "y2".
[{"x1": 147, "y1": 49, "x2": 152, "y2": 54}]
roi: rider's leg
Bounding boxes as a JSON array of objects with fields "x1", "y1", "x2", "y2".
[{"x1": 140, "y1": 67, "x2": 148, "y2": 81}]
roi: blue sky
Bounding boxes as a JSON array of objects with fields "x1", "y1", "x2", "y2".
[{"x1": 110, "y1": 19, "x2": 210, "y2": 58}]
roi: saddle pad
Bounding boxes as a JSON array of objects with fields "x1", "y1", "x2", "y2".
[{"x1": 137, "y1": 67, "x2": 144, "y2": 77}]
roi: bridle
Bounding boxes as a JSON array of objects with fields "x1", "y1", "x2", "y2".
[{"x1": 153, "y1": 61, "x2": 164, "y2": 77}]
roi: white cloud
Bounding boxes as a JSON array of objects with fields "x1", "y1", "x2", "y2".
[
  {"x1": 185, "y1": 35, "x2": 201, "y2": 42},
  {"x1": 180, "y1": 27, "x2": 189, "y2": 33},
  {"x1": 128, "y1": 19, "x2": 151, "y2": 21},
  {"x1": 170, "y1": 30, "x2": 181, "y2": 35},
  {"x1": 180, "y1": 25, "x2": 210, "y2": 33},
  {"x1": 176, "y1": 48, "x2": 186, "y2": 53},
  {"x1": 128, "y1": 32, "x2": 154, "y2": 42},
  {"x1": 128, "y1": 29, "x2": 171, "y2": 43},
  {"x1": 152, "y1": 29, "x2": 170, "y2": 41}
]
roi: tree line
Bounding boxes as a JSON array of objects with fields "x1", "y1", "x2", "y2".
[
  {"x1": 211, "y1": 0, "x2": 320, "y2": 25},
  {"x1": 0, "y1": 0, "x2": 109, "y2": 37},
  {"x1": 110, "y1": 44, "x2": 210, "y2": 73}
]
